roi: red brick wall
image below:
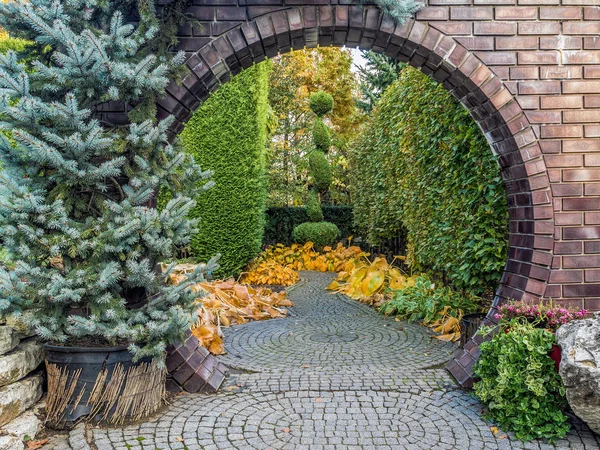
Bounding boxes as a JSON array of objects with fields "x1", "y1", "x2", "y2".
[{"x1": 107, "y1": 0, "x2": 600, "y2": 385}]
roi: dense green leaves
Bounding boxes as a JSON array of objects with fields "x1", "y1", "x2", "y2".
[
  {"x1": 292, "y1": 222, "x2": 340, "y2": 249},
  {"x1": 181, "y1": 62, "x2": 272, "y2": 277},
  {"x1": 474, "y1": 321, "x2": 570, "y2": 442},
  {"x1": 350, "y1": 67, "x2": 508, "y2": 295},
  {"x1": 309, "y1": 150, "x2": 333, "y2": 192},
  {"x1": 309, "y1": 91, "x2": 334, "y2": 118},
  {"x1": 263, "y1": 206, "x2": 355, "y2": 246}
]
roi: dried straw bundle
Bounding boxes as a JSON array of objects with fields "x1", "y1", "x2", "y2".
[{"x1": 45, "y1": 359, "x2": 165, "y2": 427}]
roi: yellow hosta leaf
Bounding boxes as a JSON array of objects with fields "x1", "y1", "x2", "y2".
[{"x1": 360, "y1": 269, "x2": 385, "y2": 296}]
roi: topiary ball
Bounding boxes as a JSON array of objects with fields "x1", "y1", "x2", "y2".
[
  {"x1": 313, "y1": 118, "x2": 331, "y2": 152},
  {"x1": 292, "y1": 221, "x2": 340, "y2": 249},
  {"x1": 309, "y1": 91, "x2": 334, "y2": 117},
  {"x1": 306, "y1": 190, "x2": 324, "y2": 222},
  {"x1": 309, "y1": 150, "x2": 333, "y2": 193}
]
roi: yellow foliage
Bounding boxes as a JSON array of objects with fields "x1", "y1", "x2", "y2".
[{"x1": 170, "y1": 270, "x2": 294, "y2": 355}]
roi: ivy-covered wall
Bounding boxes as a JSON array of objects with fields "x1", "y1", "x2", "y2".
[
  {"x1": 181, "y1": 62, "x2": 272, "y2": 277},
  {"x1": 350, "y1": 66, "x2": 509, "y2": 295}
]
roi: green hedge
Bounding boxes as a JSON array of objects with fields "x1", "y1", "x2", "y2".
[
  {"x1": 264, "y1": 206, "x2": 355, "y2": 246},
  {"x1": 350, "y1": 66, "x2": 508, "y2": 295},
  {"x1": 181, "y1": 62, "x2": 272, "y2": 277}
]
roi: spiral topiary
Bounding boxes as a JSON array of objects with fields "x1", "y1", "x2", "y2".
[
  {"x1": 309, "y1": 150, "x2": 333, "y2": 192},
  {"x1": 309, "y1": 91, "x2": 334, "y2": 118},
  {"x1": 306, "y1": 190, "x2": 324, "y2": 222},
  {"x1": 313, "y1": 118, "x2": 331, "y2": 152}
]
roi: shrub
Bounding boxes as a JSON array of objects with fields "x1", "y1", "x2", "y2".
[
  {"x1": 309, "y1": 150, "x2": 333, "y2": 192},
  {"x1": 293, "y1": 222, "x2": 340, "y2": 249},
  {"x1": 474, "y1": 320, "x2": 570, "y2": 442},
  {"x1": 306, "y1": 190, "x2": 324, "y2": 222},
  {"x1": 309, "y1": 91, "x2": 334, "y2": 117},
  {"x1": 380, "y1": 275, "x2": 479, "y2": 324},
  {"x1": 263, "y1": 206, "x2": 355, "y2": 246},
  {"x1": 350, "y1": 66, "x2": 508, "y2": 295},
  {"x1": 313, "y1": 118, "x2": 331, "y2": 152},
  {"x1": 181, "y1": 62, "x2": 272, "y2": 277}
]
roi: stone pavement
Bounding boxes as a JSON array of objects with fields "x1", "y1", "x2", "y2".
[{"x1": 42, "y1": 272, "x2": 600, "y2": 450}]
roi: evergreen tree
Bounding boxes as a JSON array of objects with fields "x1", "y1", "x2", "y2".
[
  {"x1": 358, "y1": 0, "x2": 423, "y2": 25},
  {"x1": 356, "y1": 51, "x2": 402, "y2": 113},
  {"x1": 0, "y1": 0, "x2": 216, "y2": 361}
]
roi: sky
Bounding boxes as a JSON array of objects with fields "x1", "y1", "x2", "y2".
[{"x1": 350, "y1": 47, "x2": 368, "y2": 74}]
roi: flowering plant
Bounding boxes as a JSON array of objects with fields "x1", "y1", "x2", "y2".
[{"x1": 494, "y1": 301, "x2": 587, "y2": 332}]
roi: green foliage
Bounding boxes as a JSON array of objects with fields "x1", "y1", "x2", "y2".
[
  {"x1": 474, "y1": 320, "x2": 570, "y2": 442},
  {"x1": 306, "y1": 190, "x2": 324, "y2": 223},
  {"x1": 350, "y1": 66, "x2": 508, "y2": 295},
  {"x1": 263, "y1": 206, "x2": 355, "y2": 246},
  {"x1": 380, "y1": 276, "x2": 478, "y2": 323},
  {"x1": 356, "y1": 52, "x2": 402, "y2": 113},
  {"x1": 0, "y1": 0, "x2": 213, "y2": 360},
  {"x1": 309, "y1": 151, "x2": 333, "y2": 193},
  {"x1": 0, "y1": 35, "x2": 30, "y2": 54},
  {"x1": 181, "y1": 62, "x2": 272, "y2": 277},
  {"x1": 313, "y1": 118, "x2": 331, "y2": 152},
  {"x1": 309, "y1": 91, "x2": 334, "y2": 117},
  {"x1": 292, "y1": 222, "x2": 340, "y2": 249}
]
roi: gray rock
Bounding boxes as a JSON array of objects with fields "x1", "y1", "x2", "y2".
[
  {"x1": 556, "y1": 312, "x2": 600, "y2": 434},
  {"x1": 0, "y1": 327, "x2": 19, "y2": 357},
  {"x1": 0, "y1": 340, "x2": 45, "y2": 388},
  {"x1": 1, "y1": 411, "x2": 41, "y2": 442},
  {"x1": 0, "y1": 374, "x2": 43, "y2": 427},
  {"x1": 0, "y1": 435, "x2": 22, "y2": 450}
]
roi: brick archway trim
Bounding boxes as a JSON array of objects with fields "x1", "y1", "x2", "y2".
[{"x1": 144, "y1": 5, "x2": 555, "y2": 387}]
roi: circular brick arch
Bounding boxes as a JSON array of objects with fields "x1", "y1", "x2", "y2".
[{"x1": 145, "y1": 5, "x2": 557, "y2": 386}]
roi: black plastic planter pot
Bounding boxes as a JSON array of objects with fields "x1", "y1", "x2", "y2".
[{"x1": 44, "y1": 344, "x2": 164, "y2": 427}]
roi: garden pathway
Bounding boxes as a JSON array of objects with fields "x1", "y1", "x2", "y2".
[{"x1": 43, "y1": 272, "x2": 600, "y2": 450}]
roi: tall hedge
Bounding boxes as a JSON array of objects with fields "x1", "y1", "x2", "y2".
[
  {"x1": 350, "y1": 67, "x2": 509, "y2": 295},
  {"x1": 181, "y1": 62, "x2": 272, "y2": 277}
]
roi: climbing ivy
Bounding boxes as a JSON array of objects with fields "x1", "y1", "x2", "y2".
[{"x1": 350, "y1": 67, "x2": 508, "y2": 295}]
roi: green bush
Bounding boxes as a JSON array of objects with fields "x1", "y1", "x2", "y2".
[
  {"x1": 180, "y1": 62, "x2": 272, "y2": 277},
  {"x1": 306, "y1": 190, "x2": 324, "y2": 222},
  {"x1": 309, "y1": 91, "x2": 334, "y2": 117},
  {"x1": 292, "y1": 221, "x2": 340, "y2": 249},
  {"x1": 313, "y1": 118, "x2": 331, "y2": 151},
  {"x1": 380, "y1": 275, "x2": 478, "y2": 323},
  {"x1": 474, "y1": 320, "x2": 570, "y2": 442},
  {"x1": 350, "y1": 66, "x2": 508, "y2": 295},
  {"x1": 309, "y1": 150, "x2": 333, "y2": 192},
  {"x1": 263, "y1": 206, "x2": 355, "y2": 246}
]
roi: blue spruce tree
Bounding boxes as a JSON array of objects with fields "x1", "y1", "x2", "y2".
[{"x1": 0, "y1": 0, "x2": 216, "y2": 361}]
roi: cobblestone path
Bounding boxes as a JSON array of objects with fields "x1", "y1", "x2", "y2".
[{"x1": 43, "y1": 272, "x2": 600, "y2": 450}]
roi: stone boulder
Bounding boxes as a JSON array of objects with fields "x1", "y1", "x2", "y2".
[
  {"x1": 0, "y1": 374, "x2": 43, "y2": 427},
  {"x1": 0, "y1": 411, "x2": 41, "y2": 450},
  {"x1": 0, "y1": 340, "x2": 45, "y2": 388},
  {"x1": 556, "y1": 312, "x2": 600, "y2": 434},
  {"x1": 0, "y1": 327, "x2": 19, "y2": 356}
]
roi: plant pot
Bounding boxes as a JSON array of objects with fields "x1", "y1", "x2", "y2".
[
  {"x1": 459, "y1": 313, "x2": 487, "y2": 348},
  {"x1": 549, "y1": 343, "x2": 561, "y2": 372},
  {"x1": 44, "y1": 344, "x2": 165, "y2": 428}
]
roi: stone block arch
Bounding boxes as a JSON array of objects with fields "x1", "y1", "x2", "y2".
[{"x1": 103, "y1": 1, "x2": 600, "y2": 387}]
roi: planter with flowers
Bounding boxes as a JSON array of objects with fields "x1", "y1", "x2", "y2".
[
  {"x1": 473, "y1": 301, "x2": 587, "y2": 442},
  {"x1": 494, "y1": 302, "x2": 587, "y2": 371}
]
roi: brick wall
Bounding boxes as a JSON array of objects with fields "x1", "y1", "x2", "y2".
[{"x1": 107, "y1": 0, "x2": 600, "y2": 386}]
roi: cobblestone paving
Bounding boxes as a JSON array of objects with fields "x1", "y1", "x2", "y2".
[{"x1": 43, "y1": 272, "x2": 600, "y2": 450}]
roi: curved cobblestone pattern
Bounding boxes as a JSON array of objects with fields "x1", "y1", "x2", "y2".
[{"x1": 44, "y1": 273, "x2": 600, "y2": 449}]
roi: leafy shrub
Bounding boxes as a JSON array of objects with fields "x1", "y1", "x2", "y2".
[
  {"x1": 309, "y1": 150, "x2": 333, "y2": 192},
  {"x1": 313, "y1": 118, "x2": 331, "y2": 151},
  {"x1": 380, "y1": 275, "x2": 479, "y2": 324},
  {"x1": 181, "y1": 62, "x2": 272, "y2": 277},
  {"x1": 263, "y1": 206, "x2": 355, "y2": 246},
  {"x1": 350, "y1": 66, "x2": 508, "y2": 295},
  {"x1": 474, "y1": 320, "x2": 570, "y2": 442},
  {"x1": 306, "y1": 190, "x2": 324, "y2": 222},
  {"x1": 309, "y1": 91, "x2": 334, "y2": 117},
  {"x1": 293, "y1": 222, "x2": 340, "y2": 249}
]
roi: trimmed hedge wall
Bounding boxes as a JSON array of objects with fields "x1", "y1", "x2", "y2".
[
  {"x1": 181, "y1": 62, "x2": 272, "y2": 277},
  {"x1": 264, "y1": 206, "x2": 354, "y2": 246},
  {"x1": 350, "y1": 66, "x2": 508, "y2": 295}
]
